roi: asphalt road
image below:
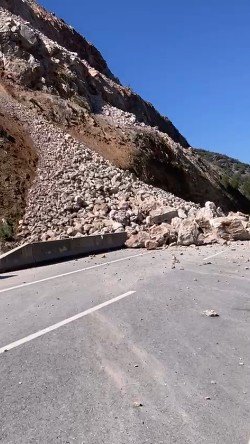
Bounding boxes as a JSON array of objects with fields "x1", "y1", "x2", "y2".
[{"x1": 0, "y1": 242, "x2": 249, "y2": 444}]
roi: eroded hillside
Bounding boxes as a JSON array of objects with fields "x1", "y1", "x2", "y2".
[{"x1": 0, "y1": 99, "x2": 37, "y2": 237}]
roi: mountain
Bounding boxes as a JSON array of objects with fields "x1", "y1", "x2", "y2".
[
  {"x1": 0, "y1": 0, "x2": 249, "y2": 249},
  {"x1": 195, "y1": 149, "x2": 250, "y2": 201}
]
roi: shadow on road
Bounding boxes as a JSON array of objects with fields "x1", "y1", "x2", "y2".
[{"x1": 0, "y1": 274, "x2": 17, "y2": 280}]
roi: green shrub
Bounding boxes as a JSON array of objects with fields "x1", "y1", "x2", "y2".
[
  {"x1": 240, "y1": 177, "x2": 250, "y2": 200},
  {"x1": 221, "y1": 174, "x2": 230, "y2": 188},
  {"x1": 0, "y1": 221, "x2": 13, "y2": 241},
  {"x1": 229, "y1": 173, "x2": 241, "y2": 189}
]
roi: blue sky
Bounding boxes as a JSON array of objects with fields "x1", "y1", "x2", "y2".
[{"x1": 40, "y1": 0, "x2": 250, "y2": 163}]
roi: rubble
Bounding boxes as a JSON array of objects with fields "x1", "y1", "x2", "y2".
[{"x1": 1, "y1": 85, "x2": 249, "y2": 249}]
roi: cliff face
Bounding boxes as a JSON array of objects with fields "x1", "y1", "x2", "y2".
[
  {"x1": 0, "y1": 0, "x2": 116, "y2": 81},
  {"x1": 0, "y1": 0, "x2": 249, "y2": 245},
  {"x1": 0, "y1": 0, "x2": 188, "y2": 145}
]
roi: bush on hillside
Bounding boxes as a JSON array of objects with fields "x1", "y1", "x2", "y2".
[{"x1": 0, "y1": 220, "x2": 14, "y2": 241}]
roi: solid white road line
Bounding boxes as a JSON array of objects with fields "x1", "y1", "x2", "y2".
[
  {"x1": 0, "y1": 252, "x2": 150, "y2": 294},
  {"x1": 0, "y1": 290, "x2": 136, "y2": 354},
  {"x1": 203, "y1": 250, "x2": 225, "y2": 261}
]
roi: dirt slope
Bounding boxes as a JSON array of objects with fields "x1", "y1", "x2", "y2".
[{"x1": 0, "y1": 98, "x2": 37, "y2": 231}]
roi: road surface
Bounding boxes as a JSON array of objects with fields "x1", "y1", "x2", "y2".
[{"x1": 0, "y1": 242, "x2": 249, "y2": 443}]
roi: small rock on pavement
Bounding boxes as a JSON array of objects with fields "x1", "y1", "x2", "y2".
[
  {"x1": 133, "y1": 401, "x2": 143, "y2": 408},
  {"x1": 203, "y1": 309, "x2": 219, "y2": 317}
]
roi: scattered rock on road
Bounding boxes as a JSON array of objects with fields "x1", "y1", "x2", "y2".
[
  {"x1": 133, "y1": 401, "x2": 143, "y2": 408},
  {"x1": 203, "y1": 310, "x2": 220, "y2": 317}
]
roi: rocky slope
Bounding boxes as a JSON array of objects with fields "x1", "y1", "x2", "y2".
[{"x1": 0, "y1": 0, "x2": 249, "y2": 250}]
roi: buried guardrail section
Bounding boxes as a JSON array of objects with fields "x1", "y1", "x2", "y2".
[{"x1": 0, "y1": 232, "x2": 127, "y2": 273}]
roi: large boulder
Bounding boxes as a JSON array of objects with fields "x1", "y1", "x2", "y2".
[
  {"x1": 177, "y1": 219, "x2": 200, "y2": 246},
  {"x1": 204, "y1": 201, "x2": 217, "y2": 213},
  {"x1": 126, "y1": 231, "x2": 149, "y2": 248},
  {"x1": 227, "y1": 211, "x2": 249, "y2": 221},
  {"x1": 195, "y1": 208, "x2": 213, "y2": 233},
  {"x1": 126, "y1": 223, "x2": 173, "y2": 249},
  {"x1": 149, "y1": 207, "x2": 178, "y2": 225},
  {"x1": 196, "y1": 204, "x2": 214, "y2": 221},
  {"x1": 171, "y1": 217, "x2": 182, "y2": 231},
  {"x1": 145, "y1": 239, "x2": 159, "y2": 250},
  {"x1": 195, "y1": 201, "x2": 217, "y2": 230},
  {"x1": 19, "y1": 24, "x2": 39, "y2": 49},
  {"x1": 195, "y1": 201, "x2": 225, "y2": 234},
  {"x1": 149, "y1": 223, "x2": 171, "y2": 247},
  {"x1": 210, "y1": 216, "x2": 250, "y2": 241}
]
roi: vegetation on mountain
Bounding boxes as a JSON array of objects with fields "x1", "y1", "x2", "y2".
[{"x1": 195, "y1": 149, "x2": 250, "y2": 202}]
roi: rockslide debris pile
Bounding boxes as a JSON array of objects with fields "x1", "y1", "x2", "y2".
[
  {"x1": 1, "y1": 88, "x2": 249, "y2": 250},
  {"x1": 0, "y1": 0, "x2": 249, "y2": 251}
]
